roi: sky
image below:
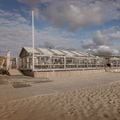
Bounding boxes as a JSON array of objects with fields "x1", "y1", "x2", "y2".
[{"x1": 0, "y1": 0, "x2": 120, "y2": 56}]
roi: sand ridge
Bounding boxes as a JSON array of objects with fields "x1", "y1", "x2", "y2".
[{"x1": 0, "y1": 81, "x2": 120, "y2": 120}]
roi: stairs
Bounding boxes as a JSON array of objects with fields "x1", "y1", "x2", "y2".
[{"x1": 8, "y1": 69, "x2": 23, "y2": 76}]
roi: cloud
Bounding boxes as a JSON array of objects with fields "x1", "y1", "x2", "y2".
[
  {"x1": 110, "y1": 31, "x2": 120, "y2": 39},
  {"x1": 92, "y1": 30, "x2": 111, "y2": 46},
  {"x1": 82, "y1": 40, "x2": 95, "y2": 49},
  {"x1": 92, "y1": 45, "x2": 119, "y2": 56},
  {"x1": 0, "y1": 9, "x2": 79, "y2": 56},
  {"x1": 18, "y1": 0, "x2": 40, "y2": 7},
  {"x1": 0, "y1": 9, "x2": 28, "y2": 26},
  {"x1": 1, "y1": 0, "x2": 120, "y2": 57},
  {"x1": 82, "y1": 27, "x2": 120, "y2": 56},
  {"x1": 0, "y1": 10, "x2": 119, "y2": 57},
  {"x1": 18, "y1": 0, "x2": 120, "y2": 30}
]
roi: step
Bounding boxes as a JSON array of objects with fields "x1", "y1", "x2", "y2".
[{"x1": 9, "y1": 69, "x2": 23, "y2": 76}]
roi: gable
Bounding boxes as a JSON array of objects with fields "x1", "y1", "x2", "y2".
[{"x1": 19, "y1": 48, "x2": 30, "y2": 58}]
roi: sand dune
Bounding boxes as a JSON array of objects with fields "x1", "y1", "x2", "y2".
[{"x1": 0, "y1": 81, "x2": 120, "y2": 120}]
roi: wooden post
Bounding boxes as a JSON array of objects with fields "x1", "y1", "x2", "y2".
[
  {"x1": 64, "y1": 56, "x2": 66, "y2": 69},
  {"x1": 6, "y1": 50, "x2": 11, "y2": 70}
]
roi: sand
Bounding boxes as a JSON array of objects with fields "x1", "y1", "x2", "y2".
[
  {"x1": 0, "y1": 73, "x2": 120, "y2": 120},
  {"x1": 0, "y1": 82, "x2": 120, "y2": 120}
]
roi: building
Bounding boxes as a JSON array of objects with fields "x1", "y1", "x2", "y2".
[
  {"x1": 19, "y1": 47, "x2": 105, "y2": 72},
  {"x1": 10, "y1": 47, "x2": 119, "y2": 78}
]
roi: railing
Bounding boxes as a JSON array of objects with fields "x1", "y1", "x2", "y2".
[
  {"x1": 32, "y1": 63, "x2": 106, "y2": 71},
  {"x1": 18, "y1": 56, "x2": 120, "y2": 71}
]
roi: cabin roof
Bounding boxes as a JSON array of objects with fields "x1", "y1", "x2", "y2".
[{"x1": 20, "y1": 47, "x2": 91, "y2": 57}]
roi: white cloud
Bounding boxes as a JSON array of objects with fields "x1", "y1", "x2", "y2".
[
  {"x1": 92, "y1": 45, "x2": 119, "y2": 56},
  {"x1": 18, "y1": 0, "x2": 120, "y2": 30},
  {"x1": 0, "y1": 10, "x2": 28, "y2": 26},
  {"x1": 110, "y1": 31, "x2": 120, "y2": 39},
  {"x1": 82, "y1": 27, "x2": 120, "y2": 55},
  {"x1": 2, "y1": 0, "x2": 120, "y2": 57},
  {"x1": 0, "y1": 9, "x2": 79, "y2": 56}
]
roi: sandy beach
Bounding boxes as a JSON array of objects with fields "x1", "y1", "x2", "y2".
[{"x1": 0, "y1": 72, "x2": 120, "y2": 120}]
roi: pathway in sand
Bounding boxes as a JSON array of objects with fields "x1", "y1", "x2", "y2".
[{"x1": 0, "y1": 72, "x2": 120, "y2": 103}]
